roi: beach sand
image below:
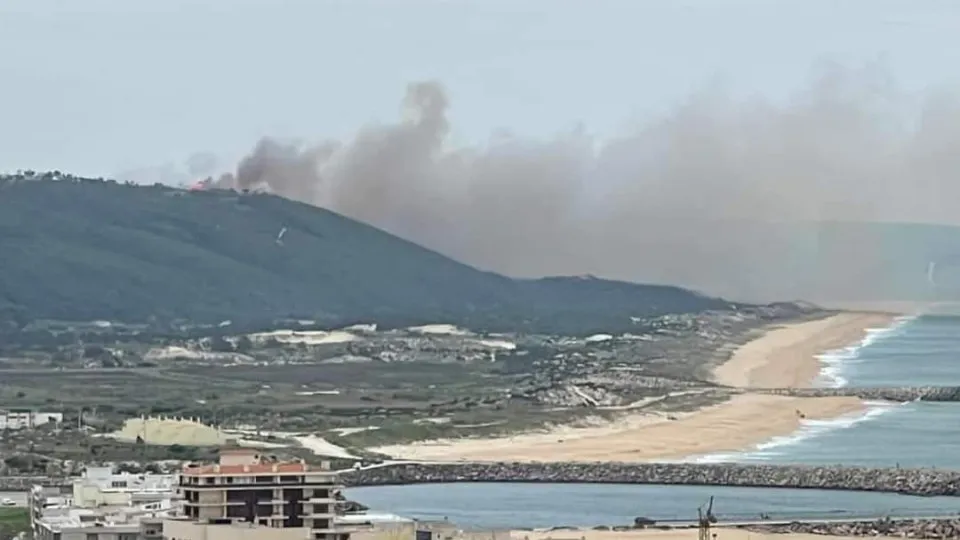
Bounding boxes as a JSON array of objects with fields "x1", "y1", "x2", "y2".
[
  {"x1": 371, "y1": 393, "x2": 861, "y2": 461},
  {"x1": 369, "y1": 311, "x2": 894, "y2": 462},
  {"x1": 511, "y1": 528, "x2": 857, "y2": 540},
  {"x1": 713, "y1": 312, "x2": 898, "y2": 388}
]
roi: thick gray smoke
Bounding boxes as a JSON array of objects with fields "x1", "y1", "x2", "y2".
[{"x1": 215, "y1": 64, "x2": 960, "y2": 304}]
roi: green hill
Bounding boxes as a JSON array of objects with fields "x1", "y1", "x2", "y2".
[{"x1": 0, "y1": 174, "x2": 733, "y2": 334}]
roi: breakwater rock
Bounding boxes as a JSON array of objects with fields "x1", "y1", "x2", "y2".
[
  {"x1": 742, "y1": 518, "x2": 960, "y2": 538},
  {"x1": 340, "y1": 463, "x2": 960, "y2": 496},
  {"x1": 763, "y1": 386, "x2": 960, "y2": 402}
]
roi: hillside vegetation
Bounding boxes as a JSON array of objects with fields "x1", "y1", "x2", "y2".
[{"x1": 0, "y1": 173, "x2": 733, "y2": 334}]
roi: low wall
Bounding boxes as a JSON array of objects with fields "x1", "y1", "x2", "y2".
[
  {"x1": 740, "y1": 518, "x2": 960, "y2": 538},
  {"x1": 762, "y1": 386, "x2": 960, "y2": 401},
  {"x1": 340, "y1": 462, "x2": 960, "y2": 496}
]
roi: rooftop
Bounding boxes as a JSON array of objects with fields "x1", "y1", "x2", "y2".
[
  {"x1": 78, "y1": 466, "x2": 175, "y2": 491},
  {"x1": 181, "y1": 447, "x2": 332, "y2": 476},
  {"x1": 182, "y1": 462, "x2": 311, "y2": 475},
  {"x1": 36, "y1": 498, "x2": 176, "y2": 532}
]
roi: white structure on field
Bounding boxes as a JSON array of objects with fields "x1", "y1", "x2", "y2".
[{"x1": 0, "y1": 409, "x2": 63, "y2": 430}]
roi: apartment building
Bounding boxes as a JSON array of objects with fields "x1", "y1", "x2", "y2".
[{"x1": 173, "y1": 448, "x2": 349, "y2": 540}]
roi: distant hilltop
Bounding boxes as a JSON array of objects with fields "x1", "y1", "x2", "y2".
[{"x1": 0, "y1": 173, "x2": 745, "y2": 335}]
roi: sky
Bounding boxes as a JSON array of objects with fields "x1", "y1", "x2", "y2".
[
  {"x1": 4, "y1": 0, "x2": 960, "y2": 303},
  {"x1": 3, "y1": 0, "x2": 959, "y2": 178}
]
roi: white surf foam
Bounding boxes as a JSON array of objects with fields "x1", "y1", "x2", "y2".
[
  {"x1": 667, "y1": 314, "x2": 922, "y2": 465},
  {"x1": 687, "y1": 400, "x2": 907, "y2": 463},
  {"x1": 814, "y1": 314, "x2": 918, "y2": 388}
]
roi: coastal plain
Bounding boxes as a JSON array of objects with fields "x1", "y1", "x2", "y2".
[
  {"x1": 370, "y1": 312, "x2": 894, "y2": 462},
  {"x1": 0, "y1": 307, "x2": 900, "y2": 469}
]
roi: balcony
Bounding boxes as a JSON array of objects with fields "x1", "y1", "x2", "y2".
[{"x1": 301, "y1": 512, "x2": 337, "y2": 519}]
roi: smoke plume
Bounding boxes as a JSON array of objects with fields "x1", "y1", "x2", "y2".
[{"x1": 214, "y1": 63, "x2": 960, "y2": 303}]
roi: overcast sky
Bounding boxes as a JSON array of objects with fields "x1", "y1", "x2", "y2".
[{"x1": 2, "y1": 0, "x2": 959, "y2": 179}]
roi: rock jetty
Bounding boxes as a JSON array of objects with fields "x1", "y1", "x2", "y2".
[
  {"x1": 340, "y1": 462, "x2": 960, "y2": 496},
  {"x1": 742, "y1": 518, "x2": 960, "y2": 538},
  {"x1": 764, "y1": 386, "x2": 960, "y2": 402}
]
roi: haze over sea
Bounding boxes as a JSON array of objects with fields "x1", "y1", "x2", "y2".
[{"x1": 347, "y1": 314, "x2": 960, "y2": 528}]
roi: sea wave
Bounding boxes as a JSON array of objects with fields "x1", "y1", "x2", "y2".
[
  {"x1": 814, "y1": 314, "x2": 918, "y2": 388},
  {"x1": 687, "y1": 400, "x2": 907, "y2": 464},
  {"x1": 672, "y1": 314, "x2": 923, "y2": 465}
]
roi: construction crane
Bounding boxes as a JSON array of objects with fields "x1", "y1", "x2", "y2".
[{"x1": 698, "y1": 496, "x2": 717, "y2": 540}]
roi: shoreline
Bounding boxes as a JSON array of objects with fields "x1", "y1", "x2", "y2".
[
  {"x1": 369, "y1": 311, "x2": 899, "y2": 462},
  {"x1": 713, "y1": 312, "x2": 899, "y2": 389},
  {"x1": 370, "y1": 394, "x2": 862, "y2": 462}
]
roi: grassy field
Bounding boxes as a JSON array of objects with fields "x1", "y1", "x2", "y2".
[
  {"x1": 0, "y1": 507, "x2": 30, "y2": 539},
  {"x1": 0, "y1": 357, "x2": 528, "y2": 434},
  {"x1": 0, "y1": 354, "x2": 737, "y2": 461}
]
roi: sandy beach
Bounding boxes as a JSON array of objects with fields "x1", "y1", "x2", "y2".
[
  {"x1": 714, "y1": 313, "x2": 896, "y2": 388},
  {"x1": 370, "y1": 311, "x2": 895, "y2": 462},
  {"x1": 511, "y1": 529, "x2": 857, "y2": 540},
  {"x1": 714, "y1": 312, "x2": 898, "y2": 388},
  {"x1": 371, "y1": 393, "x2": 862, "y2": 461}
]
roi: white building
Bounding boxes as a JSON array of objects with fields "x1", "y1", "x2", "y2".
[
  {"x1": 0, "y1": 409, "x2": 63, "y2": 430},
  {"x1": 72, "y1": 467, "x2": 175, "y2": 507},
  {"x1": 30, "y1": 467, "x2": 177, "y2": 540}
]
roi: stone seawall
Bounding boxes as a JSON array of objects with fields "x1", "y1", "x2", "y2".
[
  {"x1": 340, "y1": 463, "x2": 960, "y2": 496},
  {"x1": 762, "y1": 386, "x2": 960, "y2": 402},
  {"x1": 741, "y1": 518, "x2": 960, "y2": 538}
]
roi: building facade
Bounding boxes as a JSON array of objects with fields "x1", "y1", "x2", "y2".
[
  {"x1": 175, "y1": 448, "x2": 348, "y2": 540},
  {"x1": 0, "y1": 408, "x2": 63, "y2": 430}
]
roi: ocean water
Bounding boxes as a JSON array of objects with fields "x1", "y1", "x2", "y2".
[
  {"x1": 693, "y1": 313, "x2": 960, "y2": 467},
  {"x1": 346, "y1": 483, "x2": 960, "y2": 529},
  {"x1": 347, "y1": 314, "x2": 960, "y2": 526},
  {"x1": 346, "y1": 483, "x2": 957, "y2": 529}
]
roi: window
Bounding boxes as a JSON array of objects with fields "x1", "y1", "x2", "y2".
[
  {"x1": 110, "y1": 481, "x2": 127, "y2": 488},
  {"x1": 86, "y1": 534, "x2": 98, "y2": 540}
]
